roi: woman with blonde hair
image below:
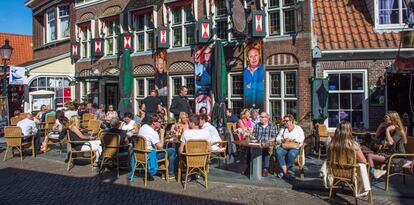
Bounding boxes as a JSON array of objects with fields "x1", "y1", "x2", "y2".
[
  {"x1": 68, "y1": 116, "x2": 102, "y2": 163},
  {"x1": 170, "y1": 112, "x2": 190, "y2": 138},
  {"x1": 236, "y1": 109, "x2": 253, "y2": 141},
  {"x1": 367, "y1": 111, "x2": 411, "y2": 179}
]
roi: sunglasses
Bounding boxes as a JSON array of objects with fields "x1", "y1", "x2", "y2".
[
  {"x1": 259, "y1": 116, "x2": 268, "y2": 118},
  {"x1": 283, "y1": 119, "x2": 290, "y2": 122}
]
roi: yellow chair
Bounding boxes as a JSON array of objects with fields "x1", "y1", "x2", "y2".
[
  {"x1": 9, "y1": 117, "x2": 22, "y2": 126},
  {"x1": 87, "y1": 119, "x2": 101, "y2": 137},
  {"x1": 82, "y1": 113, "x2": 95, "y2": 129},
  {"x1": 316, "y1": 124, "x2": 330, "y2": 159},
  {"x1": 178, "y1": 140, "x2": 210, "y2": 190},
  {"x1": 100, "y1": 132, "x2": 130, "y2": 177},
  {"x1": 66, "y1": 130, "x2": 96, "y2": 172},
  {"x1": 3, "y1": 126, "x2": 36, "y2": 161}
]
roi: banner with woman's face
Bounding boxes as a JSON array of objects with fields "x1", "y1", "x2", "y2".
[
  {"x1": 243, "y1": 40, "x2": 264, "y2": 111},
  {"x1": 194, "y1": 44, "x2": 213, "y2": 117},
  {"x1": 154, "y1": 50, "x2": 168, "y2": 106}
]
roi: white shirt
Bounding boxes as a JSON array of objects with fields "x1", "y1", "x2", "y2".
[
  {"x1": 122, "y1": 120, "x2": 136, "y2": 131},
  {"x1": 276, "y1": 125, "x2": 305, "y2": 147},
  {"x1": 202, "y1": 122, "x2": 221, "y2": 143},
  {"x1": 180, "y1": 129, "x2": 210, "y2": 145},
  {"x1": 17, "y1": 118, "x2": 38, "y2": 138},
  {"x1": 138, "y1": 124, "x2": 160, "y2": 150},
  {"x1": 65, "y1": 110, "x2": 78, "y2": 120}
]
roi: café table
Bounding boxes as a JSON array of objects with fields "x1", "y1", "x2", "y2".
[
  {"x1": 352, "y1": 130, "x2": 376, "y2": 144},
  {"x1": 233, "y1": 140, "x2": 273, "y2": 180}
]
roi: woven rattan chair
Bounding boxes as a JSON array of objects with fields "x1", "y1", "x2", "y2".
[
  {"x1": 100, "y1": 132, "x2": 130, "y2": 177},
  {"x1": 209, "y1": 135, "x2": 228, "y2": 165},
  {"x1": 87, "y1": 119, "x2": 101, "y2": 137},
  {"x1": 10, "y1": 116, "x2": 22, "y2": 126},
  {"x1": 380, "y1": 137, "x2": 414, "y2": 192},
  {"x1": 82, "y1": 113, "x2": 95, "y2": 129},
  {"x1": 44, "y1": 115, "x2": 56, "y2": 137},
  {"x1": 3, "y1": 126, "x2": 36, "y2": 161},
  {"x1": 273, "y1": 143, "x2": 306, "y2": 179},
  {"x1": 130, "y1": 136, "x2": 169, "y2": 186},
  {"x1": 328, "y1": 162, "x2": 373, "y2": 204},
  {"x1": 316, "y1": 124, "x2": 330, "y2": 159},
  {"x1": 178, "y1": 140, "x2": 210, "y2": 190},
  {"x1": 66, "y1": 130, "x2": 96, "y2": 172}
]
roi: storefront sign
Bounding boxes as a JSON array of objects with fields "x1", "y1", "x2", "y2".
[{"x1": 9, "y1": 66, "x2": 27, "y2": 85}]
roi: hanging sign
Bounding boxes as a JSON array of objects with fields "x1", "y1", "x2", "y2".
[
  {"x1": 71, "y1": 41, "x2": 80, "y2": 61},
  {"x1": 9, "y1": 66, "x2": 27, "y2": 85},
  {"x1": 92, "y1": 38, "x2": 104, "y2": 57},
  {"x1": 197, "y1": 19, "x2": 212, "y2": 43},
  {"x1": 157, "y1": 26, "x2": 170, "y2": 49},
  {"x1": 252, "y1": 10, "x2": 266, "y2": 37}
]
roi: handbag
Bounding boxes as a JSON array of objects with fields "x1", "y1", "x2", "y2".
[{"x1": 282, "y1": 141, "x2": 299, "y2": 149}]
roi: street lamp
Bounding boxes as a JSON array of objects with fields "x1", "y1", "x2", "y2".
[{"x1": 0, "y1": 39, "x2": 13, "y2": 97}]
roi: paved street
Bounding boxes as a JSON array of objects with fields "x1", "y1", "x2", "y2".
[{"x1": 0, "y1": 151, "x2": 413, "y2": 205}]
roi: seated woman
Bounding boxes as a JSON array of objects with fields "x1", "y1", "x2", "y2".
[
  {"x1": 327, "y1": 121, "x2": 370, "y2": 195},
  {"x1": 68, "y1": 116, "x2": 102, "y2": 163},
  {"x1": 105, "y1": 104, "x2": 118, "y2": 124},
  {"x1": 121, "y1": 112, "x2": 140, "y2": 137},
  {"x1": 275, "y1": 114, "x2": 305, "y2": 179},
  {"x1": 170, "y1": 112, "x2": 190, "y2": 139},
  {"x1": 236, "y1": 109, "x2": 253, "y2": 141},
  {"x1": 40, "y1": 111, "x2": 68, "y2": 152},
  {"x1": 367, "y1": 111, "x2": 412, "y2": 179},
  {"x1": 375, "y1": 114, "x2": 392, "y2": 143}
]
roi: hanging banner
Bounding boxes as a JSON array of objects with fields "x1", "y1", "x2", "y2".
[
  {"x1": 243, "y1": 40, "x2": 264, "y2": 111},
  {"x1": 155, "y1": 50, "x2": 168, "y2": 107},
  {"x1": 0, "y1": 96, "x2": 9, "y2": 127},
  {"x1": 311, "y1": 78, "x2": 329, "y2": 122},
  {"x1": 9, "y1": 66, "x2": 27, "y2": 85},
  {"x1": 194, "y1": 44, "x2": 213, "y2": 117}
]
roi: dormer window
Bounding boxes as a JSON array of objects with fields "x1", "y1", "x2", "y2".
[{"x1": 376, "y1": 0, "x2": 413, "y2": 27}]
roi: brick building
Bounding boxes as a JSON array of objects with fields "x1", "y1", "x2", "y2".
[
  {"x1": 72, "y1": 0, "x2": 313, "y2": 120},
  {"x1": 23, "y1": 0, "x2": 76, "y2": 112},
  {"x1": 312, "y1": 0, "x2": 414, "y2": 133}
]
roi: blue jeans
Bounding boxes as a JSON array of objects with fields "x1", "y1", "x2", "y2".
[
  {"x1": 156, "y1": 148, "x2": 176, "y2": 175},
  {"x1": 275, "y1": 147, "x2": 300, "y2": 169}
]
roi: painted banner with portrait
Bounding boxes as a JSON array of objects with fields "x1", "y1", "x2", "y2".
[
  {"x1": 0, "y1": 96, "x2": 9, "y2": 128},
  {"x1": 194, "y1": 44, "x2": 213, "y2": 117},
  {"x1": 154, "y1": 50, "x2": 168, "y2": 107},
  {"x1": 243, "y1": 40, "x2": 264, "y2": 111}
]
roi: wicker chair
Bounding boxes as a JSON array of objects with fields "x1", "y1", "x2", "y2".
[
  {"x1": 273, "y1": 143, "x2": 306, "y2": 179},
  {"x1": 178, "y1": 140, "x2": 210, "y2": 190},
  {"x1": 87, "y1": 119, "x2": 101, "y2": 137},
  {"x1": 327, "y1": 160, "x2": 373, "y2": 204},
  {"x1": 82, "y1": 113, "x2": 95, "y2": 129},
  {"x1": 3, "y1": 126, "x2": 36, "y2": 161},
  {"x1": 316, "y1": 124, "x2": 330, "y2": 159},
  {"x1": 66, "y1": 130, "x2": 96, "y2": 172},
  {"x1": 100, "y1": 132, "x2": 130, "y2": 177},
  {"x1": 209, "y1": 135, "x2": 228, "y2": 165},
  {"x1": 10, "y1": 116, "x2": 22, "y2": 126},
  {"x1": 380, "y1": 137, "x2": 414, "y2": 192},
  {"x1": 44, "y1": 115, "x2": 56, "y2": 137},
  {"x1": 130, "y1": 136, "x2": 169, "y2": 186}
]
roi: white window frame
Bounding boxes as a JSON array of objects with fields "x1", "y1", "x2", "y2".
[
  {"x1": 169, "y1": 5, "x2": 196, "y2": 48},
  {"x1": 265, "y1": 0, "x2": 297, "y2": 37},
  {"x1": 28, "y1": 76, "x2": 72, "y2": 108},
  {"x1": 80, "y1": 25, "x2": 91, "y2": 58},
  {"x1": 227, "y1": 72, "x2": 244, "y2": 115},
  {"x1": 134, "y1": 77, "x2": 155, "y2": 114},
  {"x1": 133, "y1": 13, "x2": 154, "y2": 52},
  {"x1": 103, "y1": 18, "x2": 120, "y2": 56},
  {"x1": 58, "y1": 4, "x2": 70, "y2": 39},
  {"x1": 168, "y1": 75, "x2": 195, "y2": 106},
  {"x1": 265, "y1": 70, "x2": 298, "y2": 118},
  {"x1": 323, "y1": 69, "x2": 369, "y2": 131},
  {"x1": 46, "y1": 8, "x2": 57, "y2": 43},
  {"x1": 213, "y1": 0, "x2": 230, "y2": 41},
  {"x1": 375, "y1": 0, "x2": 412, "y2": 29}
]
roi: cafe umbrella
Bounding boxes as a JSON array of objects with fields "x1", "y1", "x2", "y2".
[
  {"x1": 211, "y1": 40, "x2": 227, "y2": 129},
  {"x1": 119, "y1": 49, "x2": 134, "y2": 115}
]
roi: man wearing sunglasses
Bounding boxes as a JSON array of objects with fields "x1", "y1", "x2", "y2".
[{"x1": 246, "y1": 112, "x2": 278, "y2": 177}]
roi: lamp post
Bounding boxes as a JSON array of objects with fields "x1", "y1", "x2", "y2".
[{"x1": 0, "y1": 39, "x2": 13, "y2": 97}]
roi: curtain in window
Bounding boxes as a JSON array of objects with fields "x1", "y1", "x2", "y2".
[
  {"x1": 379, "y1": 0, "x2": 395, "y2": 24},
  {"x1": 49, "y1": 20, "x2": 56, "y2": 41},
  {"x1": 60, "y1": 17, "x2": 70, "y2": 38}
]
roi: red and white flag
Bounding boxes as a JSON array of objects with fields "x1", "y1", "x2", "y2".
[
  {"x1": 202, "y1": 22, "x2": 210, "y2": 38},
  {"x1": 255, "y1": 14, "x2": 262, "y2": 31},
  {"x1": 124, "y1": 35, "x2": 131, "y2": 49},
  {"x1": 160, "y1": 29, "x2": 167, "y2": 43},
  {"x1": 95, "y1": 40, "x2": 101, "y2": 53}
]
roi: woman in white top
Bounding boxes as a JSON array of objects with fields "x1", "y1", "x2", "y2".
[
  {"x1": 40, "y1": 111, "x2": 68, "y2": 152},
  {"x1": 121, "y1": 112, "x2": 139, "y2": 137},
  {"x1": 275, "y1": 114, "x2": 305, "y2": 179}
]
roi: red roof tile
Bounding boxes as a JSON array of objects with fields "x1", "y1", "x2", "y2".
[
  {"x1": 313, "y1": 0, "x2": 400, "y2": 50},
  {"x1": 0, "y1": 33, "x2": 32, "y2": 65}
]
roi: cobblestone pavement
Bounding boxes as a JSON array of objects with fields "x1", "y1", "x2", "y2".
[{"x1": 0, "y1": 153, "x2": 413, "y2": 205}]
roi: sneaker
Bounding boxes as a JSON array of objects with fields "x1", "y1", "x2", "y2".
[
  {"x1": 277, "y1": 172, "x2": 284, "y2": 178},
  {"x1": 373, "y1": 169, "x2": 387, "y2": 179},
  {"x1": 262, "y1": 168, "x2": 269, "y2": 177}
]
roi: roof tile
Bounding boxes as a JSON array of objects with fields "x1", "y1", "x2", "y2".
[{"x1": 0, "y1": 33, "x2": 32, "y2": 65}]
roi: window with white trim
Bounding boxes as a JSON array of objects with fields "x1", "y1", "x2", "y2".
[
  {"x1": 135, "y1": 77, "x2": 155, "y2": 110},
  {"x1": 29, "y1": 76, "x2": 72, "y2": 107},
  {"x1": 376, "y1": 0, "x2": 413, "y2": 26},
  {"x1": 133, "y1": 13, "x2": 154, "y2": 52},
  {"x1": 267, "y1": 0, "x2": 296, "y2": 36},
  {"x1": 214, "y1": 0, "x2": 228, "y2": 40},
  {"x1": 325, "y1": 71, "x2": 366, "y2": 129},
  {"x1": 46, "y1": 9, "x2": 57, "y2": 42},
  {"x1": 58, "y1": 5, "x2": 70, "y2": 39},
  {"x1": 266, "y1": 70, "x2": 297, "y2": 119},
  {"x1": 80, "y1": 25, "x2": 91, "y2": 58},
  {"x1": 104, "y1": 18, "x2": 120, "y2": 55},
  {"x1": 171, "y1": 5, "x2": 195, "y2": 47},
  {"x1": 170, "y1": 75, "x2": 195, "y2": 109},
  {"x1": 227, "y1": 73, "x2": 244, "y2": 116}
]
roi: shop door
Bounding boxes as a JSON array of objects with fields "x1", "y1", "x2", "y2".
[{"x1": 105, "y1": 83, "x2": 119, "y2": 110}]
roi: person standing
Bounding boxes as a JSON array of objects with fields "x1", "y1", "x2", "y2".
[
  {"x1": 170, "y1": 86, "x2": 192, "y2": 119},
  {"x1": 141, "y1": 89, "x2": 162, "y2": 124}
]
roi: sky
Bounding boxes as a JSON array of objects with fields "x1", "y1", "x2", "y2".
[{"x1": 0, "y1": 0, "x2": 32, "y2": 35}]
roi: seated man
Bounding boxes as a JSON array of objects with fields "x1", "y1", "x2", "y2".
[
  {"x1": 199, "y1": 114, "x2": 223, "y2": 151},
  {"x1": 17, "y1": 113, "x2": 41, "y2": 151},
  {"x1": 138, "y1": 114, "x2": 176, "y2": 180},
  {"x1": 226, "y1": 109, "x2": 239, "y2": 123},
  {"x1": 178, "y1": 115, "x2": 210, "y2": 155},
  {"x1": 247, "y1": 112, "x2": 278, "y2": 177},
  {"x1": 107, "y1": 117, "x2": 129, "y2": 151},
  {"x1": 275, "y1": 114, "x2": 305, "y2": 180}
]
